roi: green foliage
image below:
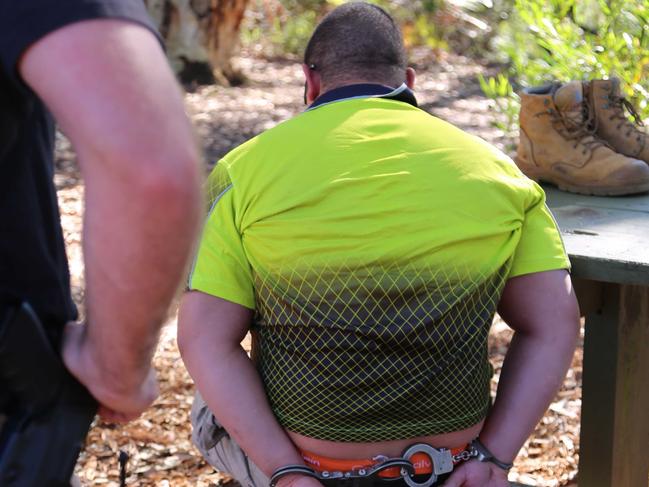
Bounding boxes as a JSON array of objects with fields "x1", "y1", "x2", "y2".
[
  {"x1": 241, "y1": 0, "x2": 495, "y2": 58},
  {"x1": 270, "y1": 9, "x2": 319, "y2": 55},
  {"x1": 386, "y1": 0, "x2": 496, "y2": 55},
  {"x1": 481, "y1": 0, "x2": 649, "y2": 132},
  {"x1": 478, "y1": 73, "x2": 520, "y2": 137},
  {"x1": 241, "y1": 0, "x2": 329, "y2": 57}
]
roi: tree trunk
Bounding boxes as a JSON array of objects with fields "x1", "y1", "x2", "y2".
[{"x1": 145, "y1": 0, "x2": 249, "y2": 85}]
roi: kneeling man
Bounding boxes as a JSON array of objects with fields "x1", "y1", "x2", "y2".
[{"x1": 179, "y1": 3, "x2": 579, "y2": 487}]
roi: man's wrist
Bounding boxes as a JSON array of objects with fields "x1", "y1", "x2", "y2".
[
  {"x1": 470, "y1": 438, "x2": 514, "y2": 471},
  {"x1": 274, "y1": 472, "x2": 320, "y2": 487},
  {"x1": 74, "y1": 327, "x2": 152, "y2": 396},
  {"x1": 270, "y1": 465, "x2": 318, "y2": 487},
  {"x1": 80, "y1": 323, "x2": 155, "y2": 389}
]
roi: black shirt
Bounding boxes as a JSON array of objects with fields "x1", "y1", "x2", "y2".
[{"x1": 0, "y1": 1, "x2": 157, "y2": 341}]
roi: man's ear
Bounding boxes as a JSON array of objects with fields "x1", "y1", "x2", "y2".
[
  {"x1": 405, "y1": 67, "x2": 416, "y2": 90},
  {"x1": 302, "y1": 64, "x2": 321, "y2": 104}
]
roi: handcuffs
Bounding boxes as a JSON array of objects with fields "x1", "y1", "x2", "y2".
[{"x1": 270, "y1": 440, "x2": 512, "y2": 487}]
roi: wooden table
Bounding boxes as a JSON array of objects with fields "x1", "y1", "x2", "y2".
[{"x1": 544, "y1": 186, "x2": 649, "y2": 487}]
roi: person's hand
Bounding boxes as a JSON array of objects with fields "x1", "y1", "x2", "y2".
[
  {"x1": 442, "y1": 460, "x2": 510, "y2": 487},
  {"x1": 61, "y1": 321, "x2": 159, "y2": 423}
]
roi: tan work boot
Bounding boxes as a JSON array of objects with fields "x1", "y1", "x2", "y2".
[
  {"x1": 584, "y1": 78, "x2": 649, "y2": 164},
  {"x1": 516, "y1": 81, "x2": 649, "y2": 196}
]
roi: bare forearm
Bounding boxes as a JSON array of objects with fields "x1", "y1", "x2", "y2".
[
  {"x1": 20, "y1": 18, "x2": 203, "y2": 389},
  {"x1": 478, "y1": 325, "x2": 578, "y2": 462},
  {"x1": 83, "y1": 167, "x2": 201, "y2": 387},
  {"x1": 182, "y1": 336, "x2": 303, "y2": 476}
]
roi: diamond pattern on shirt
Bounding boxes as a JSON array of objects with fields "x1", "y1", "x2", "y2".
[{"x1": 252, "y1": 260, "x2": 508, "y2": 442}]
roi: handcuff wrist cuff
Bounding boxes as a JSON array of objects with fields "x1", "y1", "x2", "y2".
[
  {"x1": 468, "y1": 438, "x2": 513, "y2": 472},
  {"x1": 270, "y1": 465, "x2": 320, "y2": 487}
]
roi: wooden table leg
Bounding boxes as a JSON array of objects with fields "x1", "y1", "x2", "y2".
[{"x1": 578, "y1": 282, "x2": 649, "y2": 486}]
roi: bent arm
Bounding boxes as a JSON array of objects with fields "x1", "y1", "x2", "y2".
[
  {"x1": 19, "y1": 20, "x2": 202, "y2": 416},
  {"x1": 480, "y1": 269, "x2": 580, "y2": 462},
  {"x1": 178, "y1": 291, "x2": 309, "y2": 478}
]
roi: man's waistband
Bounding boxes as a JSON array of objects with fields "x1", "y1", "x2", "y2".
[
  {"x1": 300, "y1": 444, "x2": 470, "y2": 479},
  {"x1": 271, "y1": 443, "x2": 479, "y2": 487}
]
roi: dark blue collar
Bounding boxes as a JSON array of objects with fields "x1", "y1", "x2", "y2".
[{"x1": 307, "y1": 83, "x2": 418, "y2": 111}]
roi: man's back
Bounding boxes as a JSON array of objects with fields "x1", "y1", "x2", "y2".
[{"x1": 189, "y1": 93, "x2": 568, "y2": 442}]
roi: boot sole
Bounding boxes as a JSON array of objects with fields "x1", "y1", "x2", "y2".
[
  {"x1": 514, "y1": 158, "x2": 649, "y2": 196},
  {"x1": 548, "y1": 179, "x2": 649, "y2": 196}
]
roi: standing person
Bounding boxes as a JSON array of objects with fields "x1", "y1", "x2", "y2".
[
  {"x1": 0, "y1": 0, "x2": 201, "y2": 466},
  {"x1": 179, "y1": 3, "x2": 580, "y2": 487}
]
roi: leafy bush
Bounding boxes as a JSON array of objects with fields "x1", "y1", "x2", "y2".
[
  {"x1": 478, "y1": 72, "x2": 519, "y2": 138},
  {"x1": 481, "y1": 0, "x2": 649, "y2": 133},
  {"x1": 241, "y1": 0, "x2": 329, "y2": 57},
  {"x1": 241, "y1": 0, "x2": 496, "y2": 58}
]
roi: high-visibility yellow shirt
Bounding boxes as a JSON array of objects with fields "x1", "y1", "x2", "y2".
[{"x1": 189, "y1": 86, "x2": 569, "y2": 442}]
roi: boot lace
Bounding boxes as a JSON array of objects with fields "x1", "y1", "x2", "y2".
[
  {"x1": 536, "y1": 102, "x2": 605, "y2": 155},
  {"x1": 601, "y1": 84, "x2": 645, "y2": 139}
]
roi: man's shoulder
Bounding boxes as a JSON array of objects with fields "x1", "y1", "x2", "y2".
[{"x1": 219, "y1": 110, "x2": 316, "y2": 168}]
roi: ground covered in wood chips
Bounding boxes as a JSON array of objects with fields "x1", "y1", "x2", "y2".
[{"x1": 55, "y1": 52, "x2": 582, "y2": 486}]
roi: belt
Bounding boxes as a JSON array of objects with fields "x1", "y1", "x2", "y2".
[
  {"x1": 301, "y1": 444, "x2": 470, "y2": 478},
  {"x1": 269, "y1": 443, "x2": 477, "y2": 487}
]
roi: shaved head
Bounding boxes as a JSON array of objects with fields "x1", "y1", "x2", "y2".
[{"x1": 304, "y1": 2, "x2": 408, "y2": 89}]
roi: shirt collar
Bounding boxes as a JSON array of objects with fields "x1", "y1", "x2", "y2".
[{"x1": 307, "y1": 83, "x2": 418, "y2": 111}]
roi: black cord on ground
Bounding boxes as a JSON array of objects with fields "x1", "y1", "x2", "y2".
[{"x1": 118, "y1": 450, "x2": 129, "y2": 487}]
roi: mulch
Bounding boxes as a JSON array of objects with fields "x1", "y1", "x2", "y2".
[{"x1": 56, "y1": 52, "x2": 581, "y2": 486}]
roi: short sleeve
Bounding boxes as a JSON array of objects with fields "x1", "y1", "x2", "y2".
[
  {"x1": 0, "y1": 0, "x2": 160, "y2": 90},
  {"x1": 509, "y1": 186, "x2": 571, "y2": 278},
  {"x1": 188, "y1": 163, "x2": 255, "y2": 309}
]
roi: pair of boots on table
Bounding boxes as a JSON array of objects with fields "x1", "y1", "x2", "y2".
[{"x1": 516, "y1": 78, "x2": 649, "y2": 196}]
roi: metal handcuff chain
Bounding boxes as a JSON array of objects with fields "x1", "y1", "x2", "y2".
[
  {"x1": 270, "y1": 443, "x2": 478, "y2": 487},
  {"x1": 319, "y1": 458, "x2": 415, "y2": 483},
  {"x1": 270, "y1": 460, "x2": 414, "y2": 487}
]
